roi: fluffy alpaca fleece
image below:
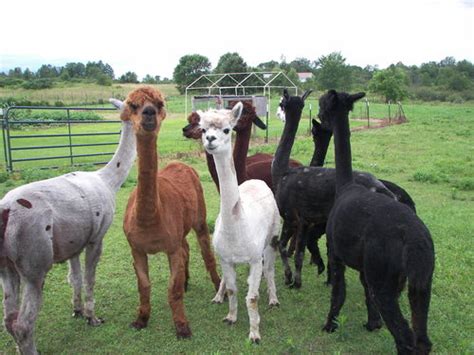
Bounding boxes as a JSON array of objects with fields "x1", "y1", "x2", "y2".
[
  {"x1": 319, "y1": 90, "x2": 434, "y2": 355},
  {"x1": 0, "y1": 101, "x2": 136, "y2": 355},
  {"x1": 198, "y1": 103, "x2": 280, "y2": 343},
  {"x1": 121, "y1": 87, "x2": 220, "y2": 340}
]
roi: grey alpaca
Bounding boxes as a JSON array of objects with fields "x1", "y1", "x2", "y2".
[{"x1": 0, "y1": 99, "x2": 135, "y2": 355}]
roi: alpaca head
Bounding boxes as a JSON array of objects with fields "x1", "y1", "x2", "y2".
[
  {"x1": 318, "y1": 90, "x2": 365, "y2": 130},
  {"x1": 276, "y1": 88, "x2": 313, "y2": 122},
  {"x1": 120, "y1": 86, "x2": 166, "y2": 136},
  {"x1": 182, "y1": 101, "x2": 265, "y2": 139},
  {"x1": 198, "y1": 102, "x2": 243, "y2": 155},
  {"x1": 311, "y1": 118, "x2": 333, "y2": 142}
]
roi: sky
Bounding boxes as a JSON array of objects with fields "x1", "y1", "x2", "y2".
[{"x1": 1, "y1": 0, "x2": 473, "y2": 79}]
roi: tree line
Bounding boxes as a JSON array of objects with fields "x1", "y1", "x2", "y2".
[
  {"x1": 173, "y1": 52, "x2": 474, "y2": 103},
  {"x1": 2, "y1": 54, "x2": 473, "y2": 103}
]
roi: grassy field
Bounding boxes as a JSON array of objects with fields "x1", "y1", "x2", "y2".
[{"x1": 0, "y1": 89, "x2": 473, "y2": 353}]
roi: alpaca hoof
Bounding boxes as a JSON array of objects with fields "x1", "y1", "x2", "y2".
[
  {"x1": 211, "y1": 295, "x2": 224, "y2": 304},
  {"x1": 289, "y1": 278, "x2": 302, "y2": 289},
  {"x1": 130, "y1": 320, "x2": 147, "y2": 330},
  {"x1": 223, "y1": 317, "x2": 236, "y2": 325},
  {"x1": 72, "y1": 310, "x2": 83, "y2": 318},
  {"x1": 322, "y1": 321, "x2": 338, "y2": 333},
  {"x1": 269, "y1": 300, "x2": 280, "y2": 308},
  {"x1": 364, "y1": 319, "x2": 383, "y2": 331},
  {"x1": 87, "y1": 317, "x2": 104, "y2": 326},
  {"x1": 249, "y1": 332, "x2": 261, "y2": 344},
  {"x1": 284, "y1": 270, "x2": 293, "y2": 285},
  {"x1": 175, "y1": 323, "x2": 192, "y2": 339}
]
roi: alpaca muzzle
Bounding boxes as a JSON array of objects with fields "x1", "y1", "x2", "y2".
[{"x1": 141, "y1": 108, "x2": 157, "y2": 131}]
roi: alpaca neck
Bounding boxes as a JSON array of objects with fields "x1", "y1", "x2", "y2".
[
  {"x1": 310, "y1": 132, "x2": 332, "y2": 167},
  {"x1": 135, "y1": 134, "x2": 161, "y2": 220},
  {"x1": 97, "y1": 120, "x2": 136, "y2": 192},
  {"x1": 333, "y1": 114, "x2": 354, "y2": 192},
  {"x1": 205, "y1": 128, "x2": 250, "y2": 192},
  {"x1": 272, "y1": 109, "x2": 301, "y2": 185},
  {"x1": 233, "y1": 127, "x2": 251, "y2": 185},
  {"x1": 213, "y1": 149, "x2": 241, "y2": 222}
]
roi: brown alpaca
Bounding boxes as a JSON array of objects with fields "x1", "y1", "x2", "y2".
[{"x1": 122, "y1": 87, "x2": 220, "y2": 339}]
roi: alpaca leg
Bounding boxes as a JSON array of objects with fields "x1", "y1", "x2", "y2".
[
  {"x1": 278, "y1": 220, "x2": 294, "y2": 285},
  {"x1": 322, "y1": 258, "x2": 346, "y2": 332},
  {"x1": 263, "y1": 244, "x2": 279, "y2": 307},
  {"x1": 246, "y1": 261, "x2": 263, "y2": 343},
  {"x1": 287, "y1": 235, "x2": 296, "y2": 257},
  {"x1": 12, "y1": 278, "x2": 44, "y2": 355},
  {"x1": 194, "y1": 222, "x2": 221, "y2": 290},
  {"x1": 130, "y1": 249, "x2": 151, "y2": 329},
  {"x1": 221, "y1": 262, "x2": 238, "y2": 324},
  {"x1": 167, "y1": 248, "x2": 191, "y2": 339},
  {"x1": 325, "y1": 239, "x2": 331, "y2": 285},
  {"x1": 182, "y1": 239, "x2": 190, "y2": 292},
  {"x1": 306, "y1": 224, "x2": 326, "y2": 275},
  {"x1": 83, "y1": 240, "x2": 104, "y2": 326},
  {"x1": 68, "y1": 255, "x2": 83, "y2": 318},
  {"x1": 211, "y1": 278, "x2": 226, "y2": 304},
  {"x1": 408, "y1": 283, "x2": 432, "y2": 354},
  {"x1": 372, "y1": 288, "x2": 415, "y2": 355},
  {"x1": 359, "y1": 272, "x2": 382, "y2": 331},
  {"x1": 1, "y1": 265, "x2": 20, "y2": 338},
  {"x1": 291, "y1": 224, "x2": 310, "y2": 289}
]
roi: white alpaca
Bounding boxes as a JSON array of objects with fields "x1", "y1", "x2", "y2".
[
  {"x1": 0, "y1": 99, "x2": 135, "y2": 355},
  {"x1": 198, "y1": 102, "x2": 280, "y2": 343}
]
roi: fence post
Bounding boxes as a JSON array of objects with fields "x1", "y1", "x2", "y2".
[
  {"x1": 67, "y1": 109, "x2": 74, "y2": 166},
  {"x1": 365, "y1": 98, "x2": 370, "y2": 128},
  {"x1": 308, "y1": 103, "x2": 312, "y2": 135},
  {"x1": 388, "y1": 100, "x2": 392, "y2": 123},
  {"x1": 265, "y1": 103, "x2": 269, "y2": 143}
]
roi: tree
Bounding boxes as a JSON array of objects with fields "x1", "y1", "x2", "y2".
[
  {"x1": 173, "y1": 54, "x2": 211, "y2": 94},
  {"x1": 288, "y1": 57, "x2": 313, "y2": 73},
  {"x1": 315, "y1": 52, "x2": 352, "y2": 91},
  {"x1": 61, "y1": 62, "x2": 86, "y2": 79},
  {"x1": 142, "y1": 74, "x2": 158, "y2": 84},
  {"x1": 118, "y1": 71, "x2": 139, "y2": 83},
  {"x1": 369, "y1": 66, "x2": 408, "y2": 102},
  {"x1": 37, "y1": 64, "x2": 59, "y2": 79},
  {"x1": 214, "y1": 52, "x2": 247, "y2": 74},
  {"x1": 256, "y1": 60, "x2": 279, "y2": 71}
]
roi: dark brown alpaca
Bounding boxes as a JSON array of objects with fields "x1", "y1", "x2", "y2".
[
  {"x1": 122, "y1": 87, "x2": 220, "y2": 339},
  {"x1": 320, "y1": 90, "x2": 434, "y2": 354}
]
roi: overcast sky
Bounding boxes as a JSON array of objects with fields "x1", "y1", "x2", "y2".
[{"x1": 1, "y1": 0, "x2": 473, "y2": 79}]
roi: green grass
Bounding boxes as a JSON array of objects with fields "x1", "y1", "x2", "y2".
[{"x1": 0, "y1": 97, "x2": 473, "y2": 353}]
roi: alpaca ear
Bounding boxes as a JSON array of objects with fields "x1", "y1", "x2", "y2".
[
  {"x1": 302, "y1": 90, "x2": 313, "y2": 101},
  {"x1": 312, "y1": 118, "x2": 320, "y2": 128},
  {"x1": 109, "y1": 98, "x2": 124, "y2": 110},
  {"x1": 230, "y1": 102, "x2": 243, "y2": 126},
  {"x1": 350, "y1": 92, "x2": 366, "y2": 103},
  {"x1": 253, "y1": 116, "x2": 267, "y2": 130},
  {"x1": 120, "y1": 104, "x2": 131, "y2": 121}
]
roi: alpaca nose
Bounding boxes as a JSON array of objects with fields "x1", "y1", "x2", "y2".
[
  {"x1": 142, "y1": 106, "x2": 156, "y2": 116},
  {"x1": 141, "y1": 107, "x2": 157, "y2": 131},
  {"x1": 206, "y1": 135, "x2": 216, "y2": 143}
]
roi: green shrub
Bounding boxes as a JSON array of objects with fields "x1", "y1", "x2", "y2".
[
  {"x1": 10, "y1": 109, "x2": 102, "y2": 122},
  {"x1": 452, "y1": 178, "x2": 474, "y2": 191},
  {"x1": 21, "y1": 78, "x2": 54, "y2": 90}
]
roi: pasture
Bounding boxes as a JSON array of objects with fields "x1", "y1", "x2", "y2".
[{"x1": 0, "y1": 89, "x2": 473, "y2": 353}]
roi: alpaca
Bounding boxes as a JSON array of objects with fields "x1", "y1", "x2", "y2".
[
  {"x1": 182, "y1": 101, "x2": 301, "y2": 191},
  {"x1": 272, "y1": 89, "x2": 397, "y2": 289},
  {"x1": 0, "y1": 99, "x2": 136, "y2": 354},
  {"x1": 121, "y1": 87, "x2": 220, "y2": 339},
  {"x1": 198, "y1": 102, "x2": 280, "y2": 343},
  {"x1": 319, "y1": 90, "x2": 434, "y2": 354}
]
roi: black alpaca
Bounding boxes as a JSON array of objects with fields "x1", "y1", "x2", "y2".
[
  {"x1": 319, "y1": 90, "x2": 434, "y2": 354},
  {"x1": 271, "y1": 89, "x2": 396, "y2": 288},
  {"x1": 288, "y1": 118, "x2": 417, "y2": 282}
]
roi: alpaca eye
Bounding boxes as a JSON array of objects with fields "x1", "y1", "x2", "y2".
[
  {"x1": 201, "y1": 128, "x2": 206, "y2": 134},
  {"x1": 223, "y1": 128, "x2": 230, "y2": 134},
  {"x1": 129, "y1": 103, "x2": 138, "y2": 111}
]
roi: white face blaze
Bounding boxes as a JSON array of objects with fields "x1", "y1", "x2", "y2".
[{"x1": 198, "y1": 102, "x2": 243, "y2": 155}]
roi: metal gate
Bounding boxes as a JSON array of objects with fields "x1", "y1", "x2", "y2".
[{"x1": 1, "y1": 106, "x2": 121, "y2": 172}]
